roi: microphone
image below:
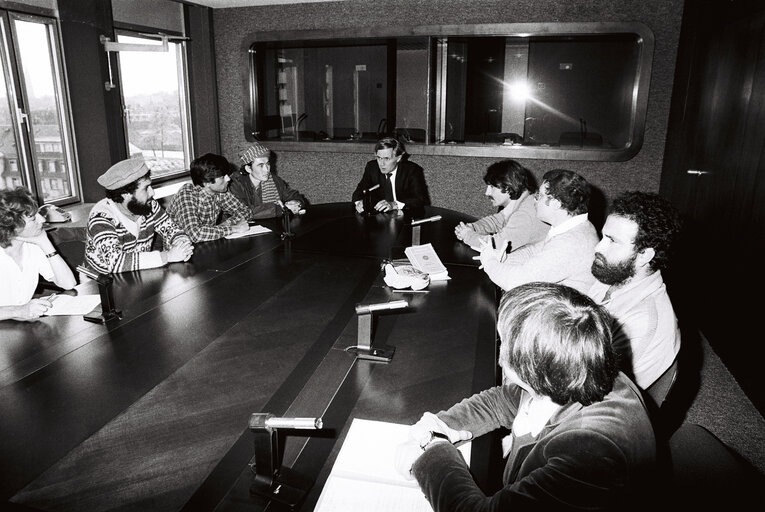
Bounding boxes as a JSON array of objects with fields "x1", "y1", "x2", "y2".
[
  {"x1": 355, "y1": 300, "x2": 408, "y2": 315},
  {"x1": 249, "y1": 413, "x2": 323, "y2": 430},
  {"x1": 411, "y1": 215, "x2": 442, "y2": 226}
]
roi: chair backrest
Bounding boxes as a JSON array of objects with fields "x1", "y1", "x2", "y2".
[
  {"x1": 665, "y1": 423, "x2": 763, "y2": 508},
  {"x1": 646, "y1": 356, "x2": 679, "y2": 409}
]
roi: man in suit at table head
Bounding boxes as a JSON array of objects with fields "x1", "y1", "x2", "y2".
[
  {"x1": 228, "y1": 141, "x2": 308, "y2": 220},
  {"x1": 588, "y1": 191, "x2": 682, "y2": 397},
  {"x1": 395, "y1": 282, "x2": 656, "y2": 510},
  {"x1": 83, "y1": 157, "x2": 193, "y2": 274},
  {"x1": 479, "y1": 169, "x2": 598, "y2": 294},
  {"x1": 167, "y1": 153, "x2": 250, "y2": 243},
  {"x1": 352, "y1": 136, "x2": 430, "y2": 213}
]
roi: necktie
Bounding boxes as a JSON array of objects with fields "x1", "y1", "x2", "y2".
[{"x1": 383, "y1": 173, "x2": 394, "y2": 202}]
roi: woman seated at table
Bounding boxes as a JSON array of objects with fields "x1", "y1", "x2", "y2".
[{"x1": 0, "y1": 187, "x2": 76, "y2": 321}]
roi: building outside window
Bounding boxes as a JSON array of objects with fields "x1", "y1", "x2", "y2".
[
  {"x1": 0, "y1": 11, "x2": 79, "y2": 204},
  {"x1": 116, "y1": 32, "x2": 193, "y2": 181}
]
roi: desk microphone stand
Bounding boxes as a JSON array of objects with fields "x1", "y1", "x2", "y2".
[
  {"x1": 411, "y1": 225, "x2": 421, "y2": 246},
  {"x1": 281, "y1": 207, "x2": 295, "y2": 240},
  {"x1": 77, "y1": 265, "x2": 122, "y2": 323},
  {"x1": 249, "y1": 413, "x2": 322, "y2": 510},
  {"x1": 347, "y1": 300, "x2": 407, "y2": 363}
]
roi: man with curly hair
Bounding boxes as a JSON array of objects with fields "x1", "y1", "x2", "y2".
[{"x1": 588, "y1": 191, "x2": 682, "y2": 394}]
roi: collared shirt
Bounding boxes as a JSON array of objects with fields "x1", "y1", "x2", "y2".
[
  {"x1": 546, "y1": 213, "x2": 589, "y2": 240},
  {"x1": 0, "y1": 243, "x2": 54, "y2": 306},
  {"x1": 588, "y1": 270, "x2": 681, "y2": 388},
  {"x1": 168, "y1": 183, "x2": 250, "y2": 242}
]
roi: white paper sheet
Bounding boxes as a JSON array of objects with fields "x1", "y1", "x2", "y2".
[
  {"x1": 43, "y1": 294, "x2": 102, "y2": 316},
  {"x1": 225, "y1": 225, "x2": 272, "y2": 239}
]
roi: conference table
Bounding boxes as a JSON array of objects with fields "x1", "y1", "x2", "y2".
[{"x1": 0, "y1": 203, "x2": 501, "y2": 512}]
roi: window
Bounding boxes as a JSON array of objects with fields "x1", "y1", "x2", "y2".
[
  {"x1": 0, "y1": 11, "x2": 79, "y2": 204},
  {"x1": 116, "y1": 32, "x2": 193, "y2": 181},
  {"x1": 246, "y1": 23, "x2": 653, "y2": 161}
]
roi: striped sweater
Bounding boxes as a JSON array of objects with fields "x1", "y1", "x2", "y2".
[{"x1": 84, "y1": 198, "x2": 190, "y2": 273}]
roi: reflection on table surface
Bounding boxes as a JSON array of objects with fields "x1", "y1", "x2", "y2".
[{"x1": 1, "y1": 203, "x2": 498, "y2": 512}]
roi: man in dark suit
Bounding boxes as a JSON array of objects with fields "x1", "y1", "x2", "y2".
[{"x1": 352, "y1": 137, "x2": 430, "y2": 213}]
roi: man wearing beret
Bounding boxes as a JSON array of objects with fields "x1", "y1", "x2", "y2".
[
  {"x1": 83, "y1": 157, "x2": 193, "y2": 274},
  {"x1": 168, "y1": 153, "x2": 250, "y2": 242},
  {"x1": 228, "y1": 142, "x2": 308, "y2": 219}
]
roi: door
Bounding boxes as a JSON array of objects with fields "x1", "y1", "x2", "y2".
[{"x1": 661, "y1": 0, "x2": 765, "y2": 414}]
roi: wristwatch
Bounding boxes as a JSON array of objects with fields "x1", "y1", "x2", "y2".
[{"x1": 419, "y1": 431, "x2": 450, "y2": 451}]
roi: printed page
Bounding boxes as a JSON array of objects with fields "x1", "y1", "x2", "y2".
[
  {"x1": 43, "y1": 294, "x2": 102, "y2": 316},
  {"x1": 225, "y1": 225, "x2": 272, "y2": 239},
  {"x1": 404, "y1": 244, "x2": 448, "y2": 277},
  {"x1": 315, "y1": 418, "x2": 470, "y2": 512}
]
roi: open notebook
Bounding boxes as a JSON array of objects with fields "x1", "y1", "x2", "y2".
[{"x1": 315, "y1": 418, "x2": 470, "y2": 512}]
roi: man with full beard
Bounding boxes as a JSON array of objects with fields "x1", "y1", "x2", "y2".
[
  {"x1": 84, "y1": 157, "x2": 193, "y2": 274},
  {"x1": 588, "y1": 191, "x2": 682, "y2": 400}
]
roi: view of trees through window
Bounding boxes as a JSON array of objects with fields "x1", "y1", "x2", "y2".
[{"x1": 117, "y1": 33, "x2": 191, "y2": 180}]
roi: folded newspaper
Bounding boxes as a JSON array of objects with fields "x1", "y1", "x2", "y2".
[{"x1": 404, "y1": 243, "x2": 450, "y2": 281}]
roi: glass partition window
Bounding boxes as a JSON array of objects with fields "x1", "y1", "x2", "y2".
[
  {"x1": 253, "y1": 43, "x2": 389, "y2": 142},
  {"x1": 246, "y1": 24, "x2": 653, "y2": 161},
  {"x1": 117, "y1": 33, "x2": 192, "y2": 180},
  {"x1": 0, "y1": 12, "x2": 79, "y2": 204}
]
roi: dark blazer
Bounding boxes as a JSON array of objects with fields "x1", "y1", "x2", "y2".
[
  {"x1": 411, "y1": 373, "x2": 656, "y2": 511},
  {"x1": 351, "y1": 159, "x2": 430, "y2": 209}
]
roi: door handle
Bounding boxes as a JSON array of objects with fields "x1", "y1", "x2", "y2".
[{"x1": 686, "y1": 169, "x2": 709, "y2": 176}]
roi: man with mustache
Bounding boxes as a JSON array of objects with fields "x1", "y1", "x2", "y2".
[
  {"x1": 84, "y1": 157, "x2": 193, "y2": 274},
  {"x1": 588, "y1": 191, "x2": 682, "y2": 399}
]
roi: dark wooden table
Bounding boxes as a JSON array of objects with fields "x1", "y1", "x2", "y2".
[{"x1": 1, "y1": 203, "x2": 499, "y2": 512}]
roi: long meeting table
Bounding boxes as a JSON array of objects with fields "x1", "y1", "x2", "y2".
[{"x1": 1, "y1": 203, "x2": 500, "y2": 512}]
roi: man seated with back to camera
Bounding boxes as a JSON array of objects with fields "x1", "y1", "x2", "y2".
[
  {"x1": 479, "y1": 169, "x2": 598, "y2": 293},
  {"x1": 83, "y1": 157, "x2": 193, "y2": 274},
  {"x1": 352, "y1": 136, "x2": 430, "y2": 213},
  {"x1": 0, "y1": 187, "x2": 76, "y2": 321},
  {"x1": 167, "y1": 153, "x2": 250, "y2": 242},
  {"x1": 454, "y1": 159, "x2": 549, "y2": 252},
  {"x1": 228, "y1": 142, "x2": 308, "y2": 220},
  {"x1": 588, "y1": 191, "x2": 682, "y2": 398},
  {"x1": 395, "y1": 282, "x2": 656, "y2": 511}
]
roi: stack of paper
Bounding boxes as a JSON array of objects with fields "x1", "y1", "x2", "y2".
[
  {"x1": 404, "y1": 243, "x2": 450, "y2": 281},
  {"x1": 315, "y1": 418, "x2": 470, "y2": 512},
  {"x1": 224, "y1": 225, "x2": 271, "y2": 239}
]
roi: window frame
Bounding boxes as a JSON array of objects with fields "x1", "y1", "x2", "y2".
[
  {"x1": 243, "y1": 22, "x2": 654, "y2": 162},
  {"x1": 0, "y1": 10, "x2": 81, "y2": 206},
  {"x1": 114, "y1": 28, "x2": 194, "y2": 184}
]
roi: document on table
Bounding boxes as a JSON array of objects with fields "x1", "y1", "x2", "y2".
[
  {"x1": 43, "y1": 294, "x2": 102, "y2": 316},
  {"x1": 405, "y1": 243, "x2": 450, "y2": 281},
  {"x1": 224, "y1": 225, "x2": 271, "y2": 239},
  {"x1": 314, "y1": 418, "x2": 470, "y2": 512}
]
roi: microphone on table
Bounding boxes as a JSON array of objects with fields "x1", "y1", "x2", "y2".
[{"x1": 249, "y1": 413, "x2": 323, "y2": 430}]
